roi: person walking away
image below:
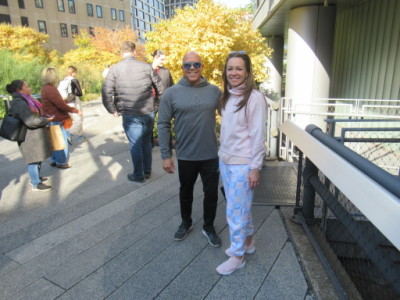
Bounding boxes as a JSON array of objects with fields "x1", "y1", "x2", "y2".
[
  {"x1": 6, "y1": 80, "x2": 53, "y2": 191},
  {"x1": 102, "y1": 41, "x2": 164, "y2": 182},
  {"x1": 216, "y1": 51, "x2": 267, "y2": 275},
  {"x1": 157, "y1": 51, "x2": 222, "y2": 247},
  {"x1": 150, "y1": 50, "x2": 174, "y2": 147},
  {"x1": 41, "y1": 67, "x2": 83, "y2": 169},
  {"x1": 58, "y1": 65, "x2": 87, "y2": 145}
]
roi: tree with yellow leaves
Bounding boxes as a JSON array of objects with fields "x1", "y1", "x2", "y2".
[
  {"x1": 0, "y1": 24, "x2": 57, "y2": 64},
  {"x1": 61, "y1": 26, "x2": 145, "y2": 94},
  {"x1": 62, "y1": 26, "x2": 145, "y2": 69},
  {"x1": 145, "y1": 0, "x2": 272, "y2": 88}
]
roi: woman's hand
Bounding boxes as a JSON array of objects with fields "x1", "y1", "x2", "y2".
[
  {"x1": 77, "y1": 110, "x2": 83, "y2": 116},
  {"x1": 248, "y1": 169, "x2": 260, "y2": 189},
  {"x1": 162, "y1": 158, "x2": 175, "y2": 174}
]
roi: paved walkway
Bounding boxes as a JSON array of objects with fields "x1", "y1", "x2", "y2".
[{"x1": 0, "y1": 99, "x2": 332, "y2": 299}]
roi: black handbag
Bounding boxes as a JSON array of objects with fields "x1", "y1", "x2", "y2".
[{"x1": 0, "y1": 114, "x2": 27, "y2": 142}]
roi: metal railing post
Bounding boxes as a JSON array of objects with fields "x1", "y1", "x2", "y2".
[{"x1": 302, "y1": 157, "x2": 318, "y2": 221}]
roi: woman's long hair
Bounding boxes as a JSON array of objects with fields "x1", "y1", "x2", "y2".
[{"x1": 220, "y1": 52, "x2": 256, "y2": 113}]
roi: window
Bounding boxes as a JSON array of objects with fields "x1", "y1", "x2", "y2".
[
  {"x1": 18, "y1": 0, "x2": 25, "y2": 9},
  {"x1": 21, "y1": 16, "x2": 29, "y2": 26},
  {"x1": 0, "y1": 0, "x2": 8, "y2": 6},
  {"x1": 71, "y1": 24, "x2": 78, "y2": 36},
  {"x1": 60, "y1": 23, "x2": 68, "y2": 37},
  {"x1": 68, "y1": 0, "x2": 75, "y2": 13},
  {"x1": 35, "y1": 0, "x2": 43, "y2": 8},
  {"x1": 0, "y1": 14, "x2": 11, "y2": 23},
  {"x1": 111, "y1": 8, "x2": 117, "y2": 20},
  {"x1": 57, "y1": 0, "x2": 65, "y2": 11},
  {"x1": 38, "y1": 20, "x2": 47, "y2": 33},
  {"x1": 87, "y1": 4, "x2": 93, "y2": 17},
  {"x1": 96, "y1": 5, "x2": 102, "y2": 18},
  {"x1": 119, "y1": 10, "x2": 125, "y2": 22}
]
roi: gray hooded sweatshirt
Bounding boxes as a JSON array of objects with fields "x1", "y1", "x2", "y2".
[{"x1": 157, "y1": 76, "x2": 221, "y2": 161}]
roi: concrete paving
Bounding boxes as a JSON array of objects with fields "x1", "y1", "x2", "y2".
[{"x1": 0, "y1": 99, "x2": 334, "y2": 299}]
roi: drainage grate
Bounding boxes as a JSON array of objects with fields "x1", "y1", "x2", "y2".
[{"x1": 253, "y1": 162, "x2": 298, "y2": 206}]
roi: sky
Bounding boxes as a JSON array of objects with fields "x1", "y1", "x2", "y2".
[{"x1": 214, "y1": 0, "x2": 251, "y2": 9}]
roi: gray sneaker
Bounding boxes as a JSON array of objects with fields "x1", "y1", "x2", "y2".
[
  {"x1": 202, "y1": 229, "x2": 221, "y2": 247},
  {"x1": 174, "y1": 224, "x2": 193, "y2": 241}
]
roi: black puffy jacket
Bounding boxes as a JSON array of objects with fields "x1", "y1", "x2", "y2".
[{"x1": 102, "y1": 56, "x2": 164, "y2": 116}]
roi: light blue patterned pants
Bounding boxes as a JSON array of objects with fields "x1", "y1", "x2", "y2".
[{"x1": 219, "y1": 160, "x2": 254, "y2": 256}]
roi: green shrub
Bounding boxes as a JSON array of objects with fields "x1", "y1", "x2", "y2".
[
  {"x1": 0, "y1": 50, "x2": 47, "y2": 95},
  {"x1": 82, "y1": 93, "x2": 100, "y2": 101},
  {"x1": 0, "y1": 98, "x2": 6, "y2": 119}
]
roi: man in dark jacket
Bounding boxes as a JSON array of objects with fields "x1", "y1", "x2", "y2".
[
  {"x1": 150, "y1": 49, "x2": 174, "y2": 147},
  {"x1": 151, "y1": 49, "x2": 174, "y2": 112},
  {"x1": 102, "y1": 41, "x2": 164, "y2": 182}
]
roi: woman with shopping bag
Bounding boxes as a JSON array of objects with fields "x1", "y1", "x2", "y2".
[
  {"x1": 40, "y1": 67, "x2": 82, "y2": 169},
  {"x1": 5, "y1": 80, "x2": 54, "y2": 191}
]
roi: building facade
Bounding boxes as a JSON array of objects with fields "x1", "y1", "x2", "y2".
[
  {"x1": 0, "y1": 0, "x2": 130, "y2": 53},
  {"x1": 131, "y1": 0, "x2": 166, "y2": 42},
  {"x1": 164, "y1": 0, "x2": 197, "y2": 19}
]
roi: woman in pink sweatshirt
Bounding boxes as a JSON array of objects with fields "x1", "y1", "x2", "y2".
[{"x1": 216, "y1": 51, "x2": 267, "y2": 275}]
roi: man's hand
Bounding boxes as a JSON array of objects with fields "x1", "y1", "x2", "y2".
[
  {"x1": 162, "y1": 158, "x2": 175, "y2": 174},
  {"x1": 113, "y1": 112, "x2": 119, "y2": 117}
]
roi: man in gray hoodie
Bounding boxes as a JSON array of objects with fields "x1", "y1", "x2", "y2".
[{"x1": 157, "y1": 51, "x2": 221, "y2": 247}]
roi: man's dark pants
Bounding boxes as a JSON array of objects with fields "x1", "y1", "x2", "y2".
[{"x1": 177, "y1": 158, "x2": 219, "y2": 232}]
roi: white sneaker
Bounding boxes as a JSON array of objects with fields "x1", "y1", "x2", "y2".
[{"x1": 216, "y1": 256, "x2": 245, "y2": 275}]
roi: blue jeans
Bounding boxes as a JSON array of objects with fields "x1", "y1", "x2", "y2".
[
  {"x1": 49, "y1": 121, "x2": 69, "y2": 165},
  {"x1": 28, "y1": 162, "x2": 42, "y2": 186},
  {"x1": 122, "y1": 113, "x2": 154, "y2": 179}
]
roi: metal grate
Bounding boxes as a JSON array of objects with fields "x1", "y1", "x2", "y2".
[{"x1": 253, "y1": 162, "x2": 297, "y2": 206}]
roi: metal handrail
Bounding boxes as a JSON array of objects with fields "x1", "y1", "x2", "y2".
[{"x1": 280, "y1": 120, "x2": 400, "y2": 250}]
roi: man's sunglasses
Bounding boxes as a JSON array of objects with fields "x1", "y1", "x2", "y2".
[{"x1": 183, "y1": 62, "x2": 202, "y2": 69}]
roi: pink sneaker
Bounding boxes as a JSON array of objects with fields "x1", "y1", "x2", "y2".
[
  {"x1": 225, "y1": 240, "x2": 256, "y2": 257},
  {"x1": 216, "y1": 256, "x2": 246, "y2": 275}
]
